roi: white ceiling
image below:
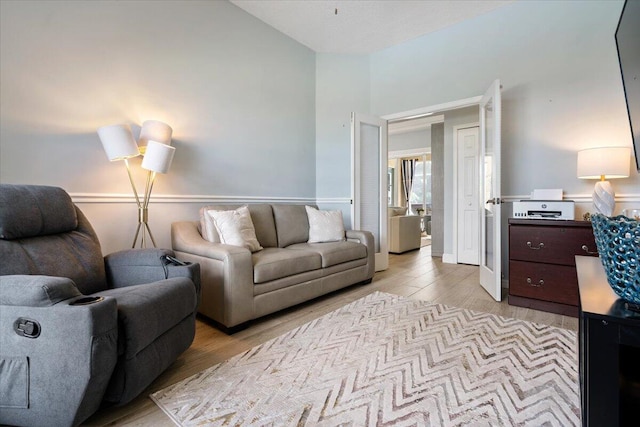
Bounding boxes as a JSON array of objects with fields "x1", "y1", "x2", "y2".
[{"x1": 230, "y1": 0, "x2": 515, "y2": 54}]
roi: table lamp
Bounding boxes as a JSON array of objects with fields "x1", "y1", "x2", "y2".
[{"x1": 577, "y1": 147, "x2": 630, "y2": 216}]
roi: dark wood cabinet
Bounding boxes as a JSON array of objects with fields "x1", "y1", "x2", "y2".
[
  {"x1": 577, "y1": 256, "x2": 640, "y2": 427},
  {"x1": 508, "y1": 219, "x2": 598, "y2": 317}
]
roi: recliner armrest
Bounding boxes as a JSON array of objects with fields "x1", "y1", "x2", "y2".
[
  {"x1": 0, "y1": 275, "x2": 82, "y2": 307},
  {"x1": 0, "y1": 282, "x2": 118, "y2": 427},
  {"x1": 105, "y1": 248, "x2": 175, "y2": 287}
]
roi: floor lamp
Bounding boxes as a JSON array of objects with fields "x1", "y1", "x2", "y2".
[{"x1": 97, "y1": 121, "x2": 175, "y2": 248}]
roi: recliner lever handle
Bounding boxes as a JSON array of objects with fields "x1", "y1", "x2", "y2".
[{"x1": 14, "y1": 317, "x2": 41, "y2": 338}]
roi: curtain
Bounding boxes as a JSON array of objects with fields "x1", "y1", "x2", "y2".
[{"x1": 401, "y1": 159, "x2": 416, "y2": 212}]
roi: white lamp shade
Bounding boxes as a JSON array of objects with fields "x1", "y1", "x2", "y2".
[
  {"x1": 97, "y1": 124, "x2": 140, "y2": 161},
  {"x1": 138, "y1": 120, "x2": 172, "y2": 148},
  {"x1": 141, "y1": 140, "x2": 175, "y2": 174},
  {"x1": 577, "y1": 147, "x2": 631, "y2": 179}
]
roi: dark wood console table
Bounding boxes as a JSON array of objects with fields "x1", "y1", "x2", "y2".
[{"x1": 576, "y1": 256, "x2": 640, "y2": 426}]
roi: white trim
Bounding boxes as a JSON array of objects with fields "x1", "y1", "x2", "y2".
[
  {"x1": 382, "y1": 96, "x2": 483, "y2": 121},
  {"x1": 501, "y1": 193, "x2": 640, "y2": 203},
  {"x1": 442, "y1": 253, "x2": 456, "y2": 264},
  {"x1": 71, "y1": 193, "x2": 317, "y2": 204},
  {"x1": 388, "y1": 114, "x2": 445, "y2": 135},
  {"x1": 316, "y1": 197, "x2": 352, "y2": 204}
]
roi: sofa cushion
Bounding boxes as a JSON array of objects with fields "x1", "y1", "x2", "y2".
[
  {"x1": 305, "y1": 206, "x2": 345, "y2": 243},
  {"x1": 252, "y1": 248, "x2": 321, "y2": 284},
  {"x1": 272, "y1": 204, "x2": 311, "y2": 248},
  {"x1": 286, "y1": 241, "x2": 367, "y2": 268},
  {"x1": 198, "y1": 206, "x2": 221, "y2": 243},
  {"x1": 96, "y1": 278, "x2": 197, "y2": 359},
  {"x1": 199, "y1": 204, "x2": 277, "y2": 248},
  {"x1": 207, "y1": 206, "x2": 263, "y2": 252}
]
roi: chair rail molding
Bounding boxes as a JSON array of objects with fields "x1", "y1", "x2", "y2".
[
  {"x1": 502, "y1": 193, "x2": 640, "y2": 204},
  {"x1": 70, "y1": 193, "x2": 352, "y2": 205}
]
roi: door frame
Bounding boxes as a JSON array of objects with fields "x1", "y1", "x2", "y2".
[{"x1": 383, "y1": 95, "x2": 482, "y2": 265}]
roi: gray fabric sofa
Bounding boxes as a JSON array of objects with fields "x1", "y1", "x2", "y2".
[
  {"x1": 0, "y1": 184, "x2": 201, "y2": 427},
  {"x1": 171, "y1": 204, "x2": 375, "y2": 330}
]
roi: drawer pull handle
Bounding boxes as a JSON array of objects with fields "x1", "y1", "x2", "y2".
[
  {"x1": 581, "y1": 245, "x2": 598, "y2": 255},
  {"x1": 526, "y1": 277, "x2": 544, "y2": 287},
  {"x1": 526, "y1": 241, "x2": 545, "y2": 250}
]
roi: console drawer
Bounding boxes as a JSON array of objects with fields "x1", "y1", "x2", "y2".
[
  {"x1": 509, "y1": 225, "x2": 597, "y2": 266},
  {"x1": 509, "y1": 260, "x2": 579, "y2": 306}
]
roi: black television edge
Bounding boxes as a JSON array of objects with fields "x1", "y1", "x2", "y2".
[{"x1": 615, "y1": 0, "x2": 640, "y2": 172}]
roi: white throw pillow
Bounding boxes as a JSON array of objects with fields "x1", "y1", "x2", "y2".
[
  {"x1": 305, "y1": 206, "x2": 346, "y2": 243},
  {"x1": 206, "y1": 206, "x2": 263, "y2": 252},
  {"x1": 199, "y1": 206, "x2": 221, "y2": 243}
]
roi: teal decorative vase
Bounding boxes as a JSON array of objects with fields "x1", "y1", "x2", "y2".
[{"x1": 591, "y1": 214, "x2": 640, "y2": 304}]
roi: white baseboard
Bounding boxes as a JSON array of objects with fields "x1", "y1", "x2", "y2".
[{"x1": 442, "y1": 253, "x2": 456, "y2": 264}]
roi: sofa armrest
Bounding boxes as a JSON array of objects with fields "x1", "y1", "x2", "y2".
[
  {"x1": 346, "y1": 229, "x2": 375, "y2": 280},
  {"x1": 172, "y1": 221, "x2": 254, "y2": 328},
  {"x1": 171, "y1": 221, "x2": 250, "y2": 260}
]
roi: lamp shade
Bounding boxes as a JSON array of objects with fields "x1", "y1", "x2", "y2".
[
  {"x1": 138, "y1": 120, "x2": 172, "y2": 151},
  {"x1": 141, "y1": 140, "x2": 175, "y2": 174},
  {"x1": 97, "y1": 124, "x2": 139, "y2": 161},
  {"x1": 577, "y1": 147, "x2": 631, "y2": 179}
]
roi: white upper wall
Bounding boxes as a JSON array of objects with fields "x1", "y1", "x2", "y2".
[
  {"x1": 0, "y1": 0, "x2": 316, "y2": 199},
  {"x1": 314, "y1": 53, "x2": 370, "y2": 226},
  {"x1": 388, "y1": 128, "x2": 431, "y2": 153},
  {"x1": 0, "y1": 0, "x2": 316, "y2": 252},
  {"x1": 1, "y1": 0, "x2": 638, "y2": 253},
  {"x1": 369, "y1": 0, "x2": 638, "y2": 198}
]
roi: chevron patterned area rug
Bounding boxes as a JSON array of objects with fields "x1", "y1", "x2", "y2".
[{"x1": 151, "y1": 292, "x2": 580, "y2": 426}]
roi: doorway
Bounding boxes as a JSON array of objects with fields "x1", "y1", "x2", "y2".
[{"x1": 383, "y1": 97, "x2": 481, "y2": 264}]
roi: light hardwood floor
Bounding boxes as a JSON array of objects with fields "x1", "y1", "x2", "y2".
[{"x1": 84, "y1": 246, "x2": 578, "y2": 426}]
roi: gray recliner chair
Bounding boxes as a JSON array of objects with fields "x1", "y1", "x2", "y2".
[{"x1": 0, "y1": 184, "x2": 201, "y2": 427}]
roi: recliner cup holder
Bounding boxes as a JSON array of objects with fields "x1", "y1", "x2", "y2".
[{"x1": 70, "y1": 296, "x2": 104, "y2": 306}]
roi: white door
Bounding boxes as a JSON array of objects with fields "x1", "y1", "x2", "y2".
[
  {"x1": 479, "y1": 80, "x2": 502, "y2": 301},
  {"x1": 352, "y1": 113, "x2": 388, "y2": 271},
  {"x1": 457, "y1": 126, "x2": 480, "y2": 265}
]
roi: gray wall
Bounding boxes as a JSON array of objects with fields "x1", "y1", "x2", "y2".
[
  {"x1": 316, "y1": 0, "x2": 640, "y2": 272},
  {"x1": 315, "y1": 54, "x2": 370, "y2": 224},
  {"x1": 431, "y1": 123, "x2": 445, "y2": 256},
  {"x1": 0, "y1": 0, "x2": 316, "y2": 253},
  {"x1": 2, "y1": 0, "x2": 639, "y2": 259},
  {"x1": 388, "y1": 128, "x2": 431, "y2": 152},
  {"x1": 369, "y1": 0, "x2": 639, "y2": 200}
]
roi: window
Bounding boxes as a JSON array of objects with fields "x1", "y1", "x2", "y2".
[{"x1": 409, "y1": 155, "x2": 431, "y2": 215}]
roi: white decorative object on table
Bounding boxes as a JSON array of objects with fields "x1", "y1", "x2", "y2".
[{"x1": 577, "y1": 147, "x2": 630, "y2": 216}]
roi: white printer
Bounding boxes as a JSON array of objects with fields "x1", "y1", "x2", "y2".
[
  {"x1": 512, "y1": 200, "x2": 575, "y2": 220},
  {"x1": 512, "y1": 189, "x2": 575, "y2": 220}
]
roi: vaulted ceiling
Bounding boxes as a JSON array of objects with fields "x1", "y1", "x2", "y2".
[{"x1": 230, "y1": 0, "x2": 516, "y2": 54}]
